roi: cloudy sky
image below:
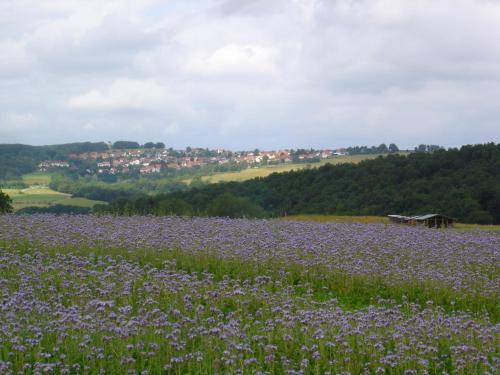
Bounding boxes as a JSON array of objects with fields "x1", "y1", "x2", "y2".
[{"x1": 1, "y1": 0, "x2": 499, "y2": 149}]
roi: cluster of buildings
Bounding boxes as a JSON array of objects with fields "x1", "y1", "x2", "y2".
[
  {"x1": 38, "y1": 147, "x2": 349, "y2": 175},
  {"x1": 38, "y1": 160, "x2": 70, "y2": 171}
]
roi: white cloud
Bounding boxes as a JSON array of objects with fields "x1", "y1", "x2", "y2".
[
  {"x1": 186, "y1": 44, "x2": 278, "y2": 78},
  {"x1": 0, "y1": 0, "x2": 499, "y2": 147},
  {"x1": 68, "y1": 79, "x2": 175, "y2": 111},
  {"x1": 0, "y1": 40, "x2": 29, "y2": 76}
]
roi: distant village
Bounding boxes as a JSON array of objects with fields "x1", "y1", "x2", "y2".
[{"x1": 38, "y1": 147, "x2": 349, "y2": 175}]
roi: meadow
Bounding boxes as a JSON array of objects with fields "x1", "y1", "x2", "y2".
[
  {"x1": 184, "y1": 154, "x2": 384, "y2": 184},
  {"x1": 3, "y1": 173, "x2": 105, "y2": 211},
  {"x1": 0, "y1": 215, "x2": 498, "y2": 374}
]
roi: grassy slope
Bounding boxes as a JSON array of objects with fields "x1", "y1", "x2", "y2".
[
  {"x1": 184, "y1": 154, "x2": 390, "y2": 184},
  {"x1": 22, "y1": 172, "x2": 52, "y2": 185},
  {"x1": 4, "y1": 174, "x2": 106, "y2": 210}
]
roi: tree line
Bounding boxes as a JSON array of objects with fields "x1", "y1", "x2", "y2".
[
  {"x1": 0, "y1": 142, "x2": 109, "y2": 180},
  {"x1": 96, "y1": 143, "x2": 500, "y2": 224}
]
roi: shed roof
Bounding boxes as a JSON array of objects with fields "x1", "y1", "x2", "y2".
[
  {"x1": 413, "y1": 214, "x2": 453, "y2": 220},
  {"x1": 388, "y1": 214, "x2": 409, "y2": 219}
]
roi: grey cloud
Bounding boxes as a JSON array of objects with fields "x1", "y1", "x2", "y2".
[{"x1": 0, "y1": 0, "x2": 499, "y2": 148}]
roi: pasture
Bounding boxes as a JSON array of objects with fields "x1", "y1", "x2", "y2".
[
  {"x1": 0, "y1": 215, "x2": 498, "y2": 374},
  {"x1": 3, "y1": 174, "x2": 106, "y2": 210},
  {"x1": 7, "y1": 186, "x2": 70, "y2": 209}
]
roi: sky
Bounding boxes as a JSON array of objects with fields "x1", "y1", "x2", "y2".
[{"x1": 1, "y1": 0, "x2": 499, "y2": 150}]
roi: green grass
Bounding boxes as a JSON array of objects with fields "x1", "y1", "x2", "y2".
[
  {"x1": 55, "y1": 197, "x2": 107, "y2": 207},
  {"x1": 184, "y1": 154, "x2": 391, "y2": 184},
  {"x1": 22, "y1": 172, "x2": 52, "y2": 186},
  {"x1": 284, "y1": 215, "x2": 500, "y2": 231},
  {"x1": 10, "y1": 187, "x2": 70, "y2": 210},
  {"x1": 283, "y1": 214, "x2": 390, "y2": 224},
  {"x1": 12, "y1": 242, "x2": 497, "y2": 322},
  {"x1": 454, "y1": 223, "x2": 500, "y2": 231},
  {"x1": 2, "y1": 237, "x2": 497, "y2": 373},
  {"x1": 1, "y1": 188, "x2": 20, "y2": 197},
  {"x1": 6, "y1": 186, "x2": 105, "y2": 210}
]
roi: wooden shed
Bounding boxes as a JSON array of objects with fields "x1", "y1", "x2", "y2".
[
  {"x1": 388, "y1": 214, "x2": 454, "y2": 228},
  {"x1": 412, "y1": 214, "x2": 454, "y2": 228},
  {"x1": 388, "y1": 214, "x2": 410, "y2": 224}
]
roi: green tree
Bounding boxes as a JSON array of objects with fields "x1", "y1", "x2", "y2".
[
  {"x1": 207, "y1": 193, "x2": 266, "y2": 218},
  {"x1": 389, "y1": 143, "x2": 399, "y2": 153},
  {"x1": 112, "y1": 141, "x2": 140, "y2": 149},
  {"x1": 377, "y1": 143, "x2": 389, "y2": 153},
  {"x1": 156, "y1": 198, "x2": 192, "y2": 216},
  {"x1": 0, "y1": 189, "x2": 13, "y2": 213}
]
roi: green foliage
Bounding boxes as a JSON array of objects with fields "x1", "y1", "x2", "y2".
[
  {"x1": 0, "y1": 189, "x2": 13, "y2": 213},
  {"x1": 143, "y1": 142, "x2": 165, "y2": 149},
  {"x1": 389, "y1": 143, "x2": 399, "y2": 153},
  {"x1": 156, "y1": 197, "x2": 193, "y2": 216},
  {"x1": 161, "y1": 143, "x2": 500, "y2": 224},
  {"x1": 206, "y1": 192, "x2": 266, "y2": 218},
  {"x1": 73, "y1": 184, "x2": 146, "y2": 202},
  {"x1": 0, "y1": 142, "x2": 108, "y2": 179},
  {"x1": 347, "y1": 143, "x2": 404, "y2": 154},
  {"x1": 16, "y1": 204, "x2": 91, "y2": 215},
  {"x1": 112, "y1": 141, "x2": 140, "y2": 149}
]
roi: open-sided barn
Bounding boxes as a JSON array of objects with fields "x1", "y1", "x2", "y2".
[{"x1": 388, "y1": 214, "x2": 454, "y2": 228}]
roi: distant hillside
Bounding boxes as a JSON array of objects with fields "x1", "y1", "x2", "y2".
[
  {"x1": 103, "y1": 143, "x2": 500, "y2": 224},
  {"x1": 0, "y1": 142, "x2": 108, "y2": 180},
  {"x1": 184, "y1": 154, "x2": 387, "y2": 185}
]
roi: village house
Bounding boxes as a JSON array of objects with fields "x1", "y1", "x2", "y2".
[
  {"x1": 38, "y1": 160, "x2": 70, "y2": 171},
  {"x1": 97, "y1": 161, "x2": 111, "y2": 168},
  {"x1": 140, "y1": 164, "x2": 162, "y2": 174}
]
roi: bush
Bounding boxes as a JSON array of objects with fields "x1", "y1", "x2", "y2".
[
  {"x1": 157, "y1": 198, "x2": 193, "y2": 216},
  {"x1": 16, "y1": 205, "x2": 91, "y2": 215},
  {"x1": 207, "y1": 193, "x2": 266, "y2": 218},
  {"x1": 0, "y1": 190, "x2": 13, "y2": 213}
]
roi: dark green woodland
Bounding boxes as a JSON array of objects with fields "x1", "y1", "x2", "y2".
[{"x1": 97, "y1": 143, "x2": 500, "y2": 224}]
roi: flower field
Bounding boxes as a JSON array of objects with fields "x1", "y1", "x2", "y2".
[{"x1": 0, "y1": 215, "x2": 498, "y2": 374}]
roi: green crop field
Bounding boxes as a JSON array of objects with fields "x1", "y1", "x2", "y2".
[
  {"x1": 8, "y1": 187, "x2": 70, "y2": 210},
  {"x1": 0, "y1": 214, "x2": 498, "y2": 374},
  {"x1": 185, "y1": 154, "x2": 388, "y2": 185},
  {"x1": 4, "y1": 180, "x2": 105, "y2": 211}
]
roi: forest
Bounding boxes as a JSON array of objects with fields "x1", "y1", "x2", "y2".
[
  {"x1": 97, "y1": 143, "x2": 500, "y2": 224},
  {"x1": 0, "y1": 142, "x2": 108, "y2": 180}
]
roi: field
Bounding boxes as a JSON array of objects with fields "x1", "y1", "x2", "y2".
[
  {"x1": 0, "y1": 215, "x2": 498, "y2": 374},
  {"x1": 4, "y1": 187, "x2": 105, "y2": 211},
  {"x1": 284, "y1": 214, "x2": 500, "y2": 231},
  {"x1": 283, "y1": 214, "x2": 390, "y2": 224},
  {"x1": 2, "y1": 173, "x2": 106, "y2": 210},
  {"x1": 184, "y1": 154, "x2": 385, "y2": 184},
  {"x1": 21, "y1": 172, "x2": 52, "y2": 186}
]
